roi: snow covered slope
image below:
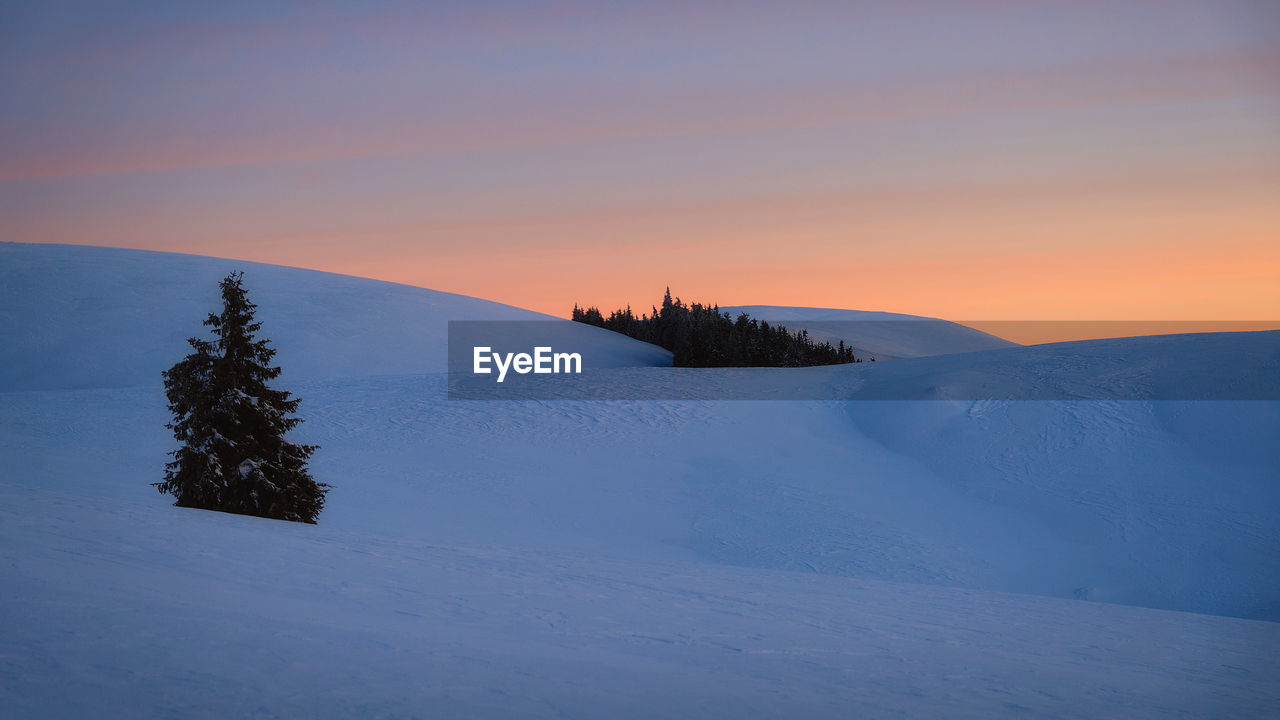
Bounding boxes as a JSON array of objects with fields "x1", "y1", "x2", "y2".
[
  {"x1": 0, "y1": 242, "x2": 670, "y2": 391},
  {"x1": 2, "y1": 243, "x2": 1278, "y2": 718},
  {"x1": 722, "y1": 304, "x2": 1017, "y2": 358},
  {"x1": 3, "y1": 482, "x2": 1277, "y2": 719}
]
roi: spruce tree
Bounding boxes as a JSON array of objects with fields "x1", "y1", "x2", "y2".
[{"x1": 157, "y1": 272, "x2": 327, "y2": 523}]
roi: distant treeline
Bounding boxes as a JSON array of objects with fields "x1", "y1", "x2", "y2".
[{"x1": 572, "y1": 289, "x2": 862, "y2": 367}]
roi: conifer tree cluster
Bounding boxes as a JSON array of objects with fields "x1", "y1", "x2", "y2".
[
  {"x1": 573, "y1": 288, "x2": 860, "y2": 367},
  {"x1": 157, "y1": 272, "x2": 327, "y2": 523}
]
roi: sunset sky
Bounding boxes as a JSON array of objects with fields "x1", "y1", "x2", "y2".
[{"x1": 2, "y1": 1, "x2": 1277, "y2": 337}]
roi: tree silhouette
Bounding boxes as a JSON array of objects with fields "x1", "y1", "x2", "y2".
[
  {"x1": 572, "y1": 289, "x2": 859, "y2": 367},
  {"x1": 157, "y1": 272, "x2": 327, "y2": 523}
]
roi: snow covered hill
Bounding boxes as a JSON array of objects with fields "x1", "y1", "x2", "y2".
[
  {"x1": 722, "y1": 304, "x2": 1017, "y2": 358},
  {"x1": 2, "y1": 243, "x2": 1277, "y2": 718},
  {"x1": 0, "y1": 242, "x2": 670, "y2": 391}
]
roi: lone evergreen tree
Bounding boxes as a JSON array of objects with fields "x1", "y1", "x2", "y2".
[{"x1": 157, "y1": 272, "x2": 327, "y2": 523}]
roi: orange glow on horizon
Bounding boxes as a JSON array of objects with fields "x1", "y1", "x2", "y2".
[{"x1": 4, "y1": 0, "x2": 1277, "y2": 345}]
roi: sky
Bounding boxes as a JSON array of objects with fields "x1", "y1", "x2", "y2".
[{"x1": 2, "y1": 0, "x2": 1277, "y2": 339}]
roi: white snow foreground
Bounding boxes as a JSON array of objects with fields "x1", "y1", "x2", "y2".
[
  {"x1": 3, "y1": 487, "x2": 1276, "y2": 719},
  {"x1": 1, "y1": 242, "x2": 1277, "y2": 718}
]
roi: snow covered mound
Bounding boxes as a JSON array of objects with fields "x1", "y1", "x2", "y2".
[
  {"x1": 722, "y1": 304, "x2": 1017, "y2": 358},
  {"x1": 0, "y1": 243, "x2": 670, "y2": 391}
]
